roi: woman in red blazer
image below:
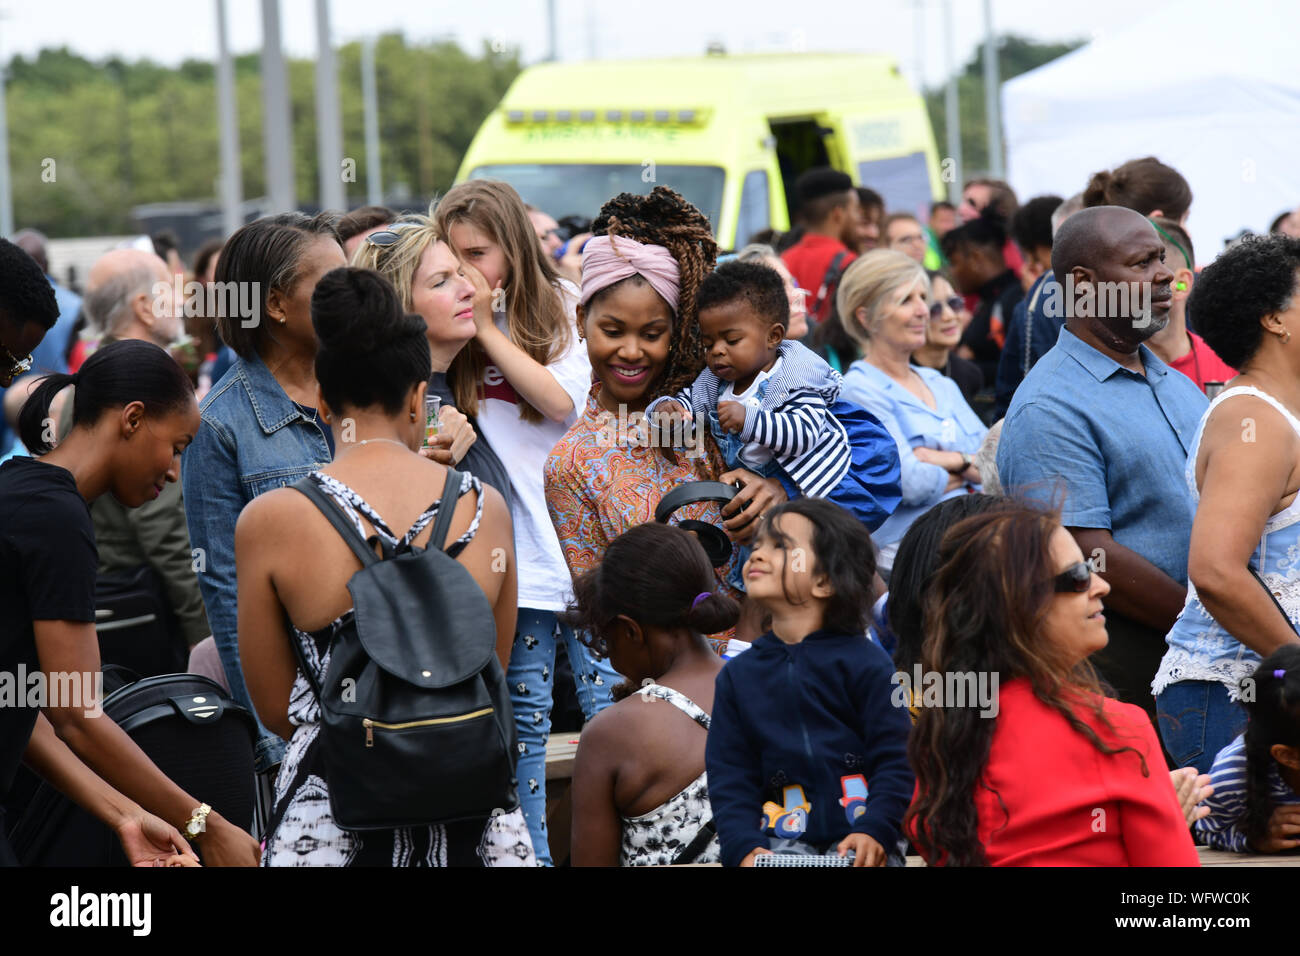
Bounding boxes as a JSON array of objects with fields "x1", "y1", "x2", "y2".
[{"x1": 906, "y1": 504, "x2": 1199, "y2": 866}]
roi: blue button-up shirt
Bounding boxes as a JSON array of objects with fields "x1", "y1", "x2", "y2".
[
  {"x1": 841, "y1": 361, "x2": 988, "y2": 552},
  {"x1": 996, "y1": 326, "x2": 1208, "y2": 585}
]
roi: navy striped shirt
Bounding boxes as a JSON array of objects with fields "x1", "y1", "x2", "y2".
[
  {"x1": 1194, "y1": 734, "x2": 1300, "y2": 852},
  {"x1": 650, "y1": 341, "x2": 850, "y2": 497}
]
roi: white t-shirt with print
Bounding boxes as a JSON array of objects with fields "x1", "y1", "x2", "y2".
[
  {"x1": 719, "y1": 357, "x2": 782, "y2": 471},
  {"x1": 473, "y1": 279, "x2": 592, "y2": 612}
]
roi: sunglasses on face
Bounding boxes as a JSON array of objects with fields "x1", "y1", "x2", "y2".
[
  {"x1": 928, "y1": 296, "x2": 965, "y2": 320},
  {"x1": 1053, "y1": 559, "x2": 1097, "y2": 593}
]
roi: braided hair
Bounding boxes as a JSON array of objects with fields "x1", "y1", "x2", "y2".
[
  {"x1": 590, "y1": 186, "x2": 717, "y2": 398},
  {"x1": 1242, "y1": 646, "x2": 1300, "y2": 848}
]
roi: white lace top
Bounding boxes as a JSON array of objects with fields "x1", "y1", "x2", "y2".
[{"x1": 1153, "y1": 386, "x2": 1300, "y2": 698}]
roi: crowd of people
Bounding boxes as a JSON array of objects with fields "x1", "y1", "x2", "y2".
[{"x1": 2, "y1": 151, "x2": 1300, "y2": 868}]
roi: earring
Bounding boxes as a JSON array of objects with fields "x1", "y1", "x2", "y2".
[
  {"x1": 410, "y1": 412, "x2": 417, "y2": 421},
  {"x1": 1174, "y1": 281, "x2": 1187, "y2": 291},
  {"x1": 1284, "y1": 329, "x2": 1293, "y2": 345}
]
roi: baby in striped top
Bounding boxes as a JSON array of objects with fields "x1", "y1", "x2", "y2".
[
  {"x1": 649, "y1": 260, "x2": 902, "y2": 590},
  {"x1": 1195, "y1": 647, "x2": 1300, "y2": 853}
]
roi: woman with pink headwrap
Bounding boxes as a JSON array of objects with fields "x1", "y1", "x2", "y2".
[{"x1": 545, "y1": 187, "x2": 789, "y2": 643}]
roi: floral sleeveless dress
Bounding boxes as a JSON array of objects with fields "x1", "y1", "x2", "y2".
[{"x1": 261, "y1": 470, "x2": 535, "y2": 867}]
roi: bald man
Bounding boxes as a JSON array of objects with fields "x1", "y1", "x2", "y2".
[
  {"x1": 996, "y1": 206, "x2": 1208, "y2": 729},
  {"x1": 83, "y1": 249, "x2": 182, "y2": 348}
]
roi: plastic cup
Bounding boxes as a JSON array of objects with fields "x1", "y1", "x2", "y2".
[{"x1": 424, "y1": 395, "x2": 441, "y2": 446}]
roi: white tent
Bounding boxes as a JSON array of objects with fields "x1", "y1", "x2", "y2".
[{"x1": 1002, "y1": 0, "x2": 1300, "y2": 265}]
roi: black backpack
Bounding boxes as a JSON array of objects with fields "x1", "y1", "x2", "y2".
[
  {"x1": 290, "y1": 469, "x2": 518, "y2": 831},
  {"x1": 6, "y1": 668, "x2": 258, "y2": 865}
]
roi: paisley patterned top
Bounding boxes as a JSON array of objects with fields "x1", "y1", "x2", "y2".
[
  {"x1": 544, "y1": 385, "x2": 741, "y2": 649},
  {"x1": 619, "y1": 683, "x2": 718, "y2": 866},
  {"x1": 1154, "y1": 386, "x2": 1300, "y2": 699}
]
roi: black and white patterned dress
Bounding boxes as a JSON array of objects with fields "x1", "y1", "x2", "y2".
[
  {"x1": 261, "y1": 470, "x2": 535, "y2": 867},
  {"x1": 618, "y1": 683, "x2": 719, "y2": 866}
]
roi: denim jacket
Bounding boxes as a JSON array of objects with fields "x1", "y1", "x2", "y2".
[{"x1": 182, "y1": 353, "x2": 332, "y2": 771}]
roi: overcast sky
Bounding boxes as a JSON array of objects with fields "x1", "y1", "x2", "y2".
[{"x1": 0, "y1": 0, "x2": 1172, "y2": 90}]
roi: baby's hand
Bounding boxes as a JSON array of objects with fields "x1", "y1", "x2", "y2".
[
  {"x1": 652, "y1": 399, "x2": 693, "y2": 432},
  {"x1": 717, "y1": 400, "x2": 746, "y2": 434},
  {"x1": 837, "y1": 832, "x2": 886, "y2": 867}
]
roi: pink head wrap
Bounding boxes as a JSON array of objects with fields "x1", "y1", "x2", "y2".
[{"x1": 579, "y1": 234, "x2": 681, "y2": 316}]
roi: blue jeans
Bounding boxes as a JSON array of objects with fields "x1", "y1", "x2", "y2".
[
  {"x1": 508, "y1": 608, "x2": 620, "y2": 866},
  {"x1": 1155, "y1": 680, "x2": 1249, "y2": 774}
]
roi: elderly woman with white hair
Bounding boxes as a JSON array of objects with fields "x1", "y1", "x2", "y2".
[{"x1": 839, "y1": 250, "x2": 988, "y2": 578}]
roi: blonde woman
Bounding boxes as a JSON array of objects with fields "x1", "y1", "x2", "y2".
[
  {"x1": 838, "y1": 250, "x2": 988, "y2": 578},
  {"x1": 435, "y1": 180, "x2": 612, "y2": 866},
  {"x1": 350, "y1": 216, "x2": 511, "y2": 507}
]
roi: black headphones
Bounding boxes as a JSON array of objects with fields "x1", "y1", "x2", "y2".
[{"x1": 654, "y1": 481, "x2": 740, "y2": 568}]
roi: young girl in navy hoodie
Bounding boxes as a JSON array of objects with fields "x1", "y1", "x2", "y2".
[{"x1": 705, "y1": 498, "x2": 914, "y2": 866}]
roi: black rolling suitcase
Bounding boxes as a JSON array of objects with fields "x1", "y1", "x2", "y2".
[{"x1": 5, "y1": 669, "x2": 260, "y2": 866}]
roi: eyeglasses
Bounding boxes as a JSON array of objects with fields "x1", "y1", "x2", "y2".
[
  {"x1": 0, "y1": 341, "x2": 32, "y2": 384},
  {"x1": 928, "y1": 296, "x2": 965, "y2": 320},
  {"x1": 1053, "y1": 560, "x2": 1097, "y2": 593}
]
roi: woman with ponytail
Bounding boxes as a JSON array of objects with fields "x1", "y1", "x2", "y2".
[
  {"x1": 564, "y1": 522, "x2": 737, "y2": 866},
  {"x1": 0, "y1": 339, "x2": 260, "y2": 866},
  {"x1": 1195, "y1": 647, "x2": 1300, "y2": 852}
]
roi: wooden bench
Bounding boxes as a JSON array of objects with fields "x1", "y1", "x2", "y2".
[{"x1": 544, "y1": 732, "x2": 582, "y2": 864}]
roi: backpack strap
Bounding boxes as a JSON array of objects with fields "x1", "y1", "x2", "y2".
[
  {"x1": 811, "y1": 250, "x2": 849, "y2": 321},
  {"x1": 291, "y1": 476, "x2": 382, "y2": 568},
  {"x1": 426, "y1": 468, "x2": 464, "y2": 553},
  {"x1": 671, "y1": 818, "x2": 717, "y2": 865}
]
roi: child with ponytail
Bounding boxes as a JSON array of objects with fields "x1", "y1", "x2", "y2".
[
  {"x1": 1196, "y1": 646, "x2": 1300, "y2": 852},
  {"x1": 564, "y1": 522, "x2": 738, "y2": 866}
]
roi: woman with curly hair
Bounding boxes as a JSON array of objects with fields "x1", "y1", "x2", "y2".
[
  {"x1": 545, "y1": 186, "x2": 788, "y2": 634},
  {"x1": 1154, "y1": 234, "x2": 1300, "y2": 773},
  {"x1": 906, "y1": 504, "x2": 1198, "y2": 866}
]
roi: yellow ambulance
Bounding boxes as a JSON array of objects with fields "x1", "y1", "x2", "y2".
[{"x1": 455, "y1": 52, "x2": 944, "y2": 250}]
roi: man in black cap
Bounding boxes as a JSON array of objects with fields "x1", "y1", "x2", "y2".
[{"x1": 780, "y1": 168, "x2": 861, "y2": 325}]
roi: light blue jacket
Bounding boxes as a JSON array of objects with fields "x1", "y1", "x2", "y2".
[{"x1": 841, "y1": 360, "x2": 988, "y2": 552}]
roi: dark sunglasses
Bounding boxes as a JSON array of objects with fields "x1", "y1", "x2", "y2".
[
  {"x1": 928, "y1": 296, "x2": 965, "y2": 320},
  {"x1": 364, "y1": 223, "x2": 419, "y2": 248},
  {"x1": 1053, "y1": 559, "x2": 1097, "y2": 593}
]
